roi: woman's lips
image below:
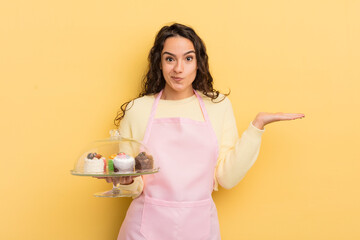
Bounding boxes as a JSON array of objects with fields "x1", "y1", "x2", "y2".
[{"x1": 171, "y1": 76, "x2": 183, "y2": 81}]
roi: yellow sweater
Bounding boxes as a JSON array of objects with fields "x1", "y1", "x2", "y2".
[{"x1": 118, "y1": 91, "x2": 265, "y2": 198}]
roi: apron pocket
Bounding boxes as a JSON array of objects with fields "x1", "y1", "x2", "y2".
[{"x1": 140, "y1": 196, "x2": 211, "y2": 240}]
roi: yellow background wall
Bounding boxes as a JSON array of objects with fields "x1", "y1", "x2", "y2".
[{"x1": 1, "y1": 0, "x2": 359, "y2": 239}]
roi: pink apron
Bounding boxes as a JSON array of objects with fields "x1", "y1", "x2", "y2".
[{"x1": 118, "y1": 89, "x2": 221, "y2": 240}]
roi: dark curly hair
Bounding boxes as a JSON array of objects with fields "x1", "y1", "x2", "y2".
[{"x1": 114, "y1": 23, "x2": 229, "y2": 127}]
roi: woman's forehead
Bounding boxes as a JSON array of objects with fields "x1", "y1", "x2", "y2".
[{"x1": 162, "y1": 36, "x2": 195, "y2": 55}]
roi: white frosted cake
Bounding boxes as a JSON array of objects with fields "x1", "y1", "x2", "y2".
[
  {"x1": 113, "y1": 152, "x2": 135, "y2": 173},
  {"x1": 83, "y1": 153, "x2": 106, "y2": 173}
]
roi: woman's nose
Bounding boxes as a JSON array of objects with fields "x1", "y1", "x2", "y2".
[{"x1": 173, "y1": 60, "x2": 183, "y2": 73}]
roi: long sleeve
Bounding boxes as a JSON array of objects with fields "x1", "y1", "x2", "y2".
[
  {"x1": 116, "y1": 176, "x2": 144, "y2": 199},
  {"x1": 215, "y1": 100, "x2": 265, "y2": 190},
  {"x1": 116, "y1": 101, "x2": 145, "y2": 199}
]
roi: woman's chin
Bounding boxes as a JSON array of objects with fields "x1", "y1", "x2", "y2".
[{"x1": 166, "y1": 84, "x2": 190, "y2": 93}]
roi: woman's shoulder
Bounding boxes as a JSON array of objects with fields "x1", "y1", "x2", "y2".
[
  {"x1": 123, "y1": 95, "x2": 154, "y2": 119},
  {"x1": 196, "y1": 91, "x2": 233, "y2": 120},
  {"x1": 198, "y1": 91, "x2": 232, "y2": 108},
  {"x1": 130, "y1": 95, "x2": 154, "y2": 107}
]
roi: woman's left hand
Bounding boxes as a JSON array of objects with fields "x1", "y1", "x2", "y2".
[
  {"x1": 93, "y1": 176, "x2": 135, "y2": 185},
  {"x1": 252, "y1": 112, "x2": 305, "y2": 130}
]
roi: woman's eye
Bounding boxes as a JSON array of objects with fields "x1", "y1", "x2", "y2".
[
  {"x1": 166, "y1": 57, "x2": 174, "y2": 62},
  {"x1": 186, "y1": 56, "x2": 193, "y2": 61}
]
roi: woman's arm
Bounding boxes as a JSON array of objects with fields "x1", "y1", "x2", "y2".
[
  {"x1": 215, "y1": 100, "x2": 304, "y2": 189},
  {"x1": 94, "y1": 100, "x2": 146, "y2": 199},
  {"x1": 216, "y1": 117, "x2": 264, "y2": 189},
  {"x1": 115, "y1": 103, "x2": 145, "y2": 198}
]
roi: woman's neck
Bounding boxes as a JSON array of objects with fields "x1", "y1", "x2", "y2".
[{"x1": 161, "y1": 86, "x2": 194, "y2": 100}]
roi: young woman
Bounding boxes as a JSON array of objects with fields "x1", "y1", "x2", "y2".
[{"x1": 109, "y1": 23, "x2": 304, "y2": 240}]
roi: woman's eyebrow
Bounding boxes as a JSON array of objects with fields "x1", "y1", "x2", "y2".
[{"x1": 162, "y1": 50, "x2": 195, "y2": 57}]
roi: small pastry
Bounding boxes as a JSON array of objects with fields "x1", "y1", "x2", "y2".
[{"x1": 113, "y1": 152, "x2": 135, "y2": 173}]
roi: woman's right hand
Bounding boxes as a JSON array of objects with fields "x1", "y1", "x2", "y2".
[
  {"x1": 94, "y1": 176, "x2": 135, "y2": 185},
  {"x1": 252, "y1": 112, "x2": 305, "y2": 130}
]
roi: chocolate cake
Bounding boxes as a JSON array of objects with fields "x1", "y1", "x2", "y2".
[{"x1": 135, "y1": 152, "x2": 154, "y2": 171}]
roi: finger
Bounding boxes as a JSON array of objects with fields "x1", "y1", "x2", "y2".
[
  {"x1": 282, "y1": 113, "x2": 305, "y2": 117},
  {"x1": 119, "y1": 176, "x2": 129, "y2": 184},
  {"x1": 112, "y1": 177, "x2": 120, "y2": 185},
  {"x1": 287, "y1": 113, "x2": 305, "y2": 119},
  {"x1": 276, "y1": 113, "x2": 305, "y2": 120},
  {"x1": 120, "y1": 176, "x2": 134, "y2": 184}
]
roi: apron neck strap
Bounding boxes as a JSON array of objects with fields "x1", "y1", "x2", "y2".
[
  {"x1": 193, "y1": 90, "x2": 210, "y2": 122},
  {"x1": 148, "y1": 89, "x2": 163, "y2": 122}
]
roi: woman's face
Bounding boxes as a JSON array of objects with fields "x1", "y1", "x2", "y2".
[{"x1": 160, "y1": 36, "x2": 197, "y2": 100}]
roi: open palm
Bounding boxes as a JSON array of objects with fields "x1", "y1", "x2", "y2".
[{"x1": 252, "y1": 112, "x2": 305, "y2": 130}]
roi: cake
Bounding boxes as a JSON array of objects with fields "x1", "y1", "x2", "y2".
[
  {"x1": 135, "y1": 152, "x2": 154, "y2": 171},
  {"x1": 83, "y1": 153, "x2": 106, "y2": 173},
  {"x1": 107, "y1": 159, "x2": 114, "y2": 173},
  {"x1": 113, "y1": 152, "x2": 135, "y2": 173}
]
